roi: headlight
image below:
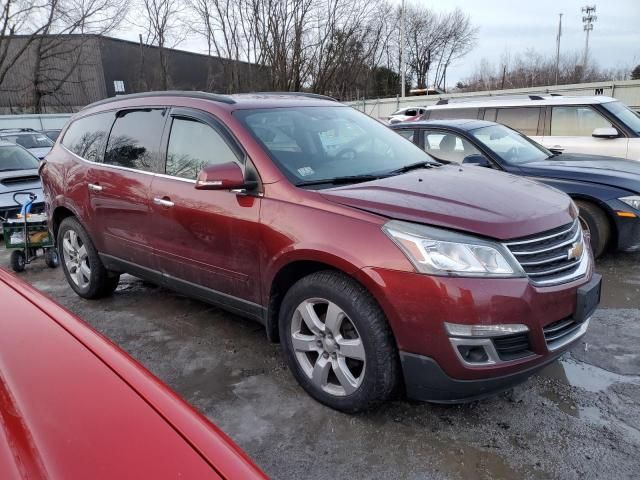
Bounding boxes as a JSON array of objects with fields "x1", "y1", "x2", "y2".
[
  {"x1": 382, "y1": 220, "x2": 525, "y2": 277},
  {"x1": 620, "y1": 195, "x2": 640, "y2": 211}
]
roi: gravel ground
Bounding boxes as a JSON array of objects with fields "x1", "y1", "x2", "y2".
[{"x1": 2, "y1": 246, "x2": 639, "y2": 479}]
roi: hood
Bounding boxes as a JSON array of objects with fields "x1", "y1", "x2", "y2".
[
  {"x1": 320, "y1": 166, "x2": 574, "y2": 240},
  {"x1": 519, "y1": 153, "x2": 640, "y2": 193},
  {"x1": 0, "y1": 168, "x2": 43, "y2": 209},
  {"x1": 27, "y1": 146, "x2": 51, "y2": 160}
]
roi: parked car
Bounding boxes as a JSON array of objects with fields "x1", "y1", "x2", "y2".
[
  {"x1": 0, "y1": 141, "x2": 44, "y2": 221},
  {"x1": 391, "y1": 119, "x2": 640, "y2": 257},
  {"x1": 42, "y1": 128, "x2": 62, "y2": 141},
  {"x1": 0, "y1": 267, "x2": 267, "y2": 480},
  {"x1": 421, "y1": 95, "x2": 640, "y2": 161},
  {"x1": 388, "y1": 106, "x2": 427, "y2": 124},
  {"x1": 41, "y1": 91, "x2": 601, "y2": 412},
  {"x1": 0, "y1": 128, "x2": 54, "y2": 159}
]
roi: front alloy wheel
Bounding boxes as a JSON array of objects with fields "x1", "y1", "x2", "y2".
[{"x1": 290, "y1": 298, "x2": 366, "y2": 396}]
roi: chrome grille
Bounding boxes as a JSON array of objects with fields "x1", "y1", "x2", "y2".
[{"x1": 504, "y1": 220, "x2": 587, "y2": 286}]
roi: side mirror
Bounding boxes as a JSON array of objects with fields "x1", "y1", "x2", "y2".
[
  {"x1": 462, "y1": 154, "x2": 491, "y2": 167},
  {"x1": 195, "y1": 162, "x2": 252, "y2": 191},
  {"x1": 592, "y1": 127, "x2": 619, "y2": 139}
]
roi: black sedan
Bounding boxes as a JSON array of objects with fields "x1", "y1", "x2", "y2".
[{"x1": 391, "y1": 119, "x2": 640, "y2": 257}]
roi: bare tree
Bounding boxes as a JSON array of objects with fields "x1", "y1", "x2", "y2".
[
  {"x1": 460, "y1": 48, "x2": 631, "y2": 92},
  {"x1": 138, "y1": 0, "x2": 184, "y2": 90}
]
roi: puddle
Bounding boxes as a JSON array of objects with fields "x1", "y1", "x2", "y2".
[
  {"x1": 541, "y1": 356, "x2": 640, "y2": 393},
  {"x1": 579, "y1": 405, "x2": 640, "y2": 444}
]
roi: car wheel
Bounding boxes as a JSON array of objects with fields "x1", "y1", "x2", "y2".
[
  {"x1": 576, "y1": 200, "x2": 611, "y2": 258},
  {"x1": 44, "y1": 248, "x2": 59, "y2": 268},
  {"x1": 58, "y1": 217, "x2": 120, "y2": 299},
  {"x1": 10, "y1": 250, "x2": 26, "y2": 272},
  {"x1": 279, "y1": 270, "x2": 400, "y2": 412}
]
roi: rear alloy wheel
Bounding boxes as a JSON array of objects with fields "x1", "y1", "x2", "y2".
[
  {"x1": 58, "y1": 217, "x2": 120, "y2": 299},
  {"x1": 280, "y1": 271, "x2": 399, "y2": 412}
]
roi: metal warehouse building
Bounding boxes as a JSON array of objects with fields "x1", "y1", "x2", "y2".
[{"x1": 0, "y1": 35, "x2": 266, "y2": 114}]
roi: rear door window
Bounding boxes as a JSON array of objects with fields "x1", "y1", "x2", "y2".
[
  {"x1": 166, "y1": 118, "x2": 240, "y2": 180},
  {"x1": 495, "y1": 108, "x2": 541, "y2": 135},
  {"x1": 62, "y1": 112, "x2": 115, "y2": 162},
  {"x1": 104, "y1": 109, "x2": 167, "y2": 172},
  {"x1": 550, "y1": 106, "x2": 612, "y2": 136},
  {"x1": 423, "y1": 130, "x2": 481, "y2": 163},
  {"x1": 428, "y1": 108, "x2": 479, "y2": 120}
]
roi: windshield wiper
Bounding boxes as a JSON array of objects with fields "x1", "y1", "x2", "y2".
[
  {"x1": 295, "y1": 174, "x2": 388, "y2": 187},
  {"x1": 388, "y1": 161, "x2": 439, "y2": 175}
]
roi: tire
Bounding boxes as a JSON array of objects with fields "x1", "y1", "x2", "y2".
[
  {"x1": 10, "y1": 250, "x2": 26, "y2": 272},
  {"x1": 279, "y1": 270, "x2": 400, "y2": 413},
  {"x1": 44, "y1": 248, "x2": 59, "y2": 268},
  {"x1": 57, "y1": 217, "x2": 120, "y2": 299},
  {"x1": 576, "y1": 200, "x2": 611, "y2": 258}
]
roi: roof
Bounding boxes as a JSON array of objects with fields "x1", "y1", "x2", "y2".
[
  {"x1": 424, "y1": 95, "x2": 618, "y2": 110},
  {"x1": 392, "y1": 119, "x2": 496, "y2": 131},
  {"x1": 0, "y1": 269, "x2": 267, "y2": 480},
  {"x1": 82, "y1": 91, "x2": 339, "y2": 112}
]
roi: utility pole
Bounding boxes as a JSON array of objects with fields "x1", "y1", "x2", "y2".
[
  {"x1": 400, "y1": 0, "x2": 406, "y2": 98},
  {"x1": 555, "y1": 13, "x2": 563, "y2": 85},
  {"x1": 581, "y1": 5, "x2": 597, "y2": 73}
]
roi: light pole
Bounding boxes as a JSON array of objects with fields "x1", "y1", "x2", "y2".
[
  {"x1": 555, "y1": 13, "x2": 563, "y2": 85},
  {"x1": 400, "y1": 0, "x2": 405, "y2": 98},
  {"x1": 581, "y1": 5, "x2": 597, "y2": 73}
]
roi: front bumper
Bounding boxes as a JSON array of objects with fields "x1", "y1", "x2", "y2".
[
  {"x1": 606, "y1": 199, "x2": 640, "y2": 251},
  {"x1": 357, "y1": 261, "x2": 598, "y2": 400}
]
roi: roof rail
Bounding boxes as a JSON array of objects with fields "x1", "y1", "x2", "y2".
[
  {"x1": 82, "y1": 90, "x2": 236, "y2": 110},
  {"x1": 0, "y1": 128, "x2": 37, "y2": 132},
  {"x1": 431, "y1": 93, "x2": 561, "y2": 106},
  {"x1": 247, "y1": 91, "x2": 338, "y2": 102}
]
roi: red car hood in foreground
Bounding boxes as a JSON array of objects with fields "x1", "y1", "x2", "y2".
[
  {"x1": 321, "y1": 166, "x2": 575, "y2": 239},
  {"x1": 0, "y1": 269, "x2": 267, "y2": 480}
]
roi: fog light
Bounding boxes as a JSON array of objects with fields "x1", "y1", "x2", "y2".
[
  {"x1": 457, "y1": 345, "x2": 489, "y2": 363},
  {"x1": 445, "y1": 322, "x2": 529, "y2": 338}
]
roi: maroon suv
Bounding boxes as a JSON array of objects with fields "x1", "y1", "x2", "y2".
[{"x1": 40, "y1": 92, "x2": 601, "y2": 412}]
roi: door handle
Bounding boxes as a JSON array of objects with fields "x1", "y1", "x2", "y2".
[
  {"x1": 88, "y1": 183, "x2": 103, "y2": 191},
  {"x1": 153, "y1": 197, "x2": 175, "y2": 208}
]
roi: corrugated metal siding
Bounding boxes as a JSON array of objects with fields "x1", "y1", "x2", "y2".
[
  {"x1": 346, "y1": 80, "x2": 640, "y2": 119},
  {"x1": 0, "y1": 36, "x2": 107, "y2": 113}
]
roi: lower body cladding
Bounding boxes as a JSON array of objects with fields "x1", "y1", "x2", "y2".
[{"x1": 358, "y1": 266, "x2": 602, "y2": 403}]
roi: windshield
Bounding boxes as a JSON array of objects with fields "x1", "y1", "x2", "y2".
[
  {"x1": 0, "y1": 145, "x2": 39, "y2": 171},
  {"x1": 0, "y1": 133, "x2": 54, "y2": 149},
  {"x1": 602, "y1": 101, "x2": 640, "y2": 134},
  {"x1": 470, "y1": 125, "x2": 551, "y2": 165},
  {"x1": 235, "y1": 106, "x2": 433, "y2": 186}
]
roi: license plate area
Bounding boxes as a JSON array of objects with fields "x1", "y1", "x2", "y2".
[{"x1": 574, "y1": 274, "x2": 602, "y2": 323}]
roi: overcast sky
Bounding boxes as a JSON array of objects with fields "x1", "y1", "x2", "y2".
[
  {"x1": 423, "y1": 0, "x2": 640, "y2": 85},
  {"x1": 118, "y1": 0, "x2": 639, "y2": 88}
]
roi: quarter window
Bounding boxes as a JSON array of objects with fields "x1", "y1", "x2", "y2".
[
  {"x1": 61, "y1": 112, "x2": 115, "y2": 162},
  {"x1": 495, "y1": 108, "x2": 541, "y2": 136},
  {"x1": 550, "y1": 106, "x2": 612, "y2": 136},
  {"x1": 104, "y1": 109, "x2": 166, "y2": 172},
  {"x1": 396, "y1": 129, "x2": 415, "y2": 142},
  {"x1": 166, "y1": 118, "x2": 239, "y2": 180}
]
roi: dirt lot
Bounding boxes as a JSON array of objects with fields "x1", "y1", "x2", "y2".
[{"x1": 2, "y1": 246, "x2": 639, "y2": 479}]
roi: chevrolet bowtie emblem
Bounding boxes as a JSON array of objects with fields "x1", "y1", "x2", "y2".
[{"x1": 567, "y1": 241, "x2": 584, "y2": 261}]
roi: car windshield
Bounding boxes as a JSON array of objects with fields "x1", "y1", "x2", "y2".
[
  {"x1": 235, "y1": 106, "x2": 434, "y2": 187},
  {"x1": 470, "y1": 124, "x2": 551, "y2": 165},
  {"x1": 0, "y1": 133, "x2": 54, "y2": 149},
  {"x1": 0, "y1": 145, "x2": 39, "y2": 171},
  {"x1": 602, "y1": 101, "x2": 640, "y2": 134}
]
